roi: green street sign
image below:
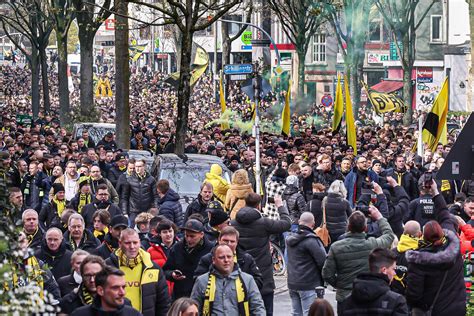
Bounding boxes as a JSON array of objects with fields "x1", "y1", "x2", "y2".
[
  {"x1": 154, "y1": 38, "x2": 160, "y2": 48},
  {"x1": 241, "y1": 31, "x2": 252, "y2": 45},
  {"x1": 16, "y1": 114, "x2": 32, "y2": 126}
]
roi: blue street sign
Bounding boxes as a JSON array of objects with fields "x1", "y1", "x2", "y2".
[
  {"x1": 223, "y1": 64, "x2": 253, "y2": 75},
  {"x1": 241, "y1": 45, "x2": 252, "y2": 50}
]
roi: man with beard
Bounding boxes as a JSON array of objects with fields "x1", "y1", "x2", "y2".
[
  {"x1": 387, "y1": 155, "x2": 418, "y2": 200},
  {"x1": 81, "y1": 184, "x2": 123, "y2": 230},
  {"x1": 35, "y1": 227, "x2": 73, "y2": 280},
  {"x1": 89, "y1": 165, "x2": 119, "y2": 204},
  {"x1": 299, "y1": 164, "x2": 316, "y2": 202},
  {"x1": 95, "y1": 215, "x2": 129, "y2": 260},
  {"x1": 344, "y1": 156, "x2": 379, "y2": 208},
  {"x1": 314, "y1": 154, "x2": 344, "y2": 189}
]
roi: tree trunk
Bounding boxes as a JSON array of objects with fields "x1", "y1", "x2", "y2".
[
  {"x1": 468, "y1": 1, "x2": 474, "y2": 111},
  {"x1": 172, "y1": 25, "x2": 182, "y2": 71},
  {"x1": 57, "y1": 33, "x2": 71, "y2": 125},
  {"x1": 402, "y1": 35, "x2": 414, "y2": 125},
  {"x1": 174, "y1": 31, "x2": 194, "y2": 155},
  {"x1": 221, "y1": 22, "x2": 231, "y2": 66},
  {"x1": 296, "y1": 49, "x2": 306, "y2": 96},
  {"x1": 30, "y1": 48, "x2": 40, "y2": 119},
  {"x1": 79, "y1": 32, "x2": 95, "y2": 118},
  {"x1": 114, "y1": 0, "x2": 130, "y2": 150},
  {"x1": 39, "y1": 47, "x2": 51, "y2": 114}
]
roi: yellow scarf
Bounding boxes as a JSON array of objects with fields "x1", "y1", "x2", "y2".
[
  {"x1": 53, "y1": 197, "x2": 66, "y2": 218},
  {"x1": 441, "y1": 180, "x2": 451, "y2": 192},
  {"x1": 116, "y1": 248, "x2": 143, "y2": 269},
  {"x1": 11, "y1": 256, "x2": 44, "y2": 299},
  {"x1": 26, "y1": 227, "x2": 39, "y2": 247},
  {"x1": 397, "y1": 234, "x2": 419, "y2": 253},
  {"x1": 94, "y1": 226, "x2": 109, "y2": 239},
  {"x1": 78, "y1": 193, "x2": 91, "y2": 214},
  {"x1": 202, "y1": 272, "x2": 249, "y2": 316},
  {"x1": 80, "y1": 284, "x2": 94, "y2": 305}
]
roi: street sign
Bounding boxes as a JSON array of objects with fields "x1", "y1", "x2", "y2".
[
  {"x1": 390, "y1": 41, "x2": 403, "y2": 61},
  {"x1": 241, "y1": 31, "x2": 252, "y2": 45},
  {"x1": 241, "y1": 45, "x2": 252, "y2": 50},
  {"x1": 223, "y1": 64, "x2": 253, "y2": 75},
  {"x1": 274, "y1": 65, "x2": 284, "y2": 76},
  {"x1": 321, "y1": 94, "x2": 333, "y2": 107}
]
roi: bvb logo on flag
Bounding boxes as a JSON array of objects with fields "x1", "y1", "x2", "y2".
[{"x1": 361, "y1": 81, "x2": 407, "y2": 115}]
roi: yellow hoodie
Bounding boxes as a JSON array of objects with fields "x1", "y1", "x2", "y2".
[
  {"x1": 204, "y1": 164, "x2": 229, "y2": 204},
  {"x1": 397, "y1": 234, "x2": 420, "y2": 253}
]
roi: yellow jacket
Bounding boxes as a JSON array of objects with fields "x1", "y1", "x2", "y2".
[{"x1": 204, "y1": 164, "x2": 229, "y2": 204}]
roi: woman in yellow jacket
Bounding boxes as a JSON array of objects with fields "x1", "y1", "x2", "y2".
[
  {"x1": 225, "y1": 169, "x2": 254, "y2": 219},
  {"x1": 204, "y1": 164, "x2": 229, "y2": 205}
]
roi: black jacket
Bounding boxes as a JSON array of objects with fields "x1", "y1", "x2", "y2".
[
  {"x1": 314, "y1": 168, "x2": 344, "y2": 188},
  {"x1": 57, "y1": 272, "x2": 80, "y2": 297},
  {"x1": 405, "y1": 194, "x2": 466, "y2": 315},
  {"x1": 341, "y1": 273, "x2": 409, "y2": 315},
  {"x1": 387, "y1": 167, "x2": 418, "y2": 201},
  {"x1": 306, "y1": 192, "x2": 326, "y2": 227},
  {"x1": 64, "y1": 229, "x2": 101, "y2": 253},
  {"x1": 157, "y1": 189, "x2": 184, "y2": 227},
  {"x1": 120, "y1": 173, "x2": 158, "y2": 215},
  {"x1": 162, "y1": 237, "x2": 214, "y2": 299},
  {"x1": 194, "y1": 247, "x2": 263, "y2": 290},
  {"x1": 406, "y1": 194, "x2": 435, "y2": 227},
  {"x1": 106, "y1": 251, "x2": 170, "y2": 316},
  {"x1": 94, "y1": 233, "x2": 119, "y2": 260},
  {"x1": 323, "y1": 193, "x2": 352, "y2": 242},
  {"x1": 26, "y1": 227, "x2": 44, "y2": 252},
  {"x1": 282, "y1": 184, "x2": 307, "y2": 224},
  {"x1": 71, "y1": 297, "x2": 142, "y2": 316},
  {"x1": 35, "y1": 241, "x2": 73, "y2": 281},
  {"x1": 385, "y1": 186, "x2": 410, "y2": 238},
  {"x1": 81, "y1": 201, "x2": 123, "y2": 230},
  {"x1": 230, "y1": 206, "x2": 291, "y2": 295},
  {"x1": 286, "y1": 225, "x2": 326, "y2": 291},
  {"x1": 184, "y1": 194, "x2": 209, "y2": 224},
  {"x1": 39, "y1": 200, "x2": 63, "y2": 230}
]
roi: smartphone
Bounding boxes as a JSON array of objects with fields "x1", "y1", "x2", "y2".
[{"x1": 424, "y1": 172, "x2": 433, "y2": 188}]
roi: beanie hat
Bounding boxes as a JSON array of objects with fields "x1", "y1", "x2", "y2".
[
  {"x1": 209, "y1": 208, "x2": 230, "y2": 227},
  {"x1": 53, "y1": 183, "x2": 65, "y2": 195},
  {"x1": 372, "y1": 159, "x2": 382, "y2": 167},
  {"x1": 286, "y1": 175, "x2": 299, "y2": 187}
]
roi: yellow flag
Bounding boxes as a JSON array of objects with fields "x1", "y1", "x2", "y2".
[
  {"x1": 332, "y1": 74, "x2": 344, "y2": 134},
  {"x1": 422, "y1": 77, "x2": 449, "y2": 152},
  {"x1": 344, "y1": 75, "x2": 357, "y2": 155},
  {"x1": 281, "y1": 81, "x2": 291, "y2": 136},
  {"x1": 219, "y1": 74, "x2": 230, "y2": 130}
]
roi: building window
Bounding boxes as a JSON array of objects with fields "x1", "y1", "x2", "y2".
[
  {"x1": 431, "y1": 15, "x2": 443, "y2": 42},
  {"x1": 369, "y1": 19, "x2": 382, "y2": 42},
  {"x1": 312, "y1": 34, "x2": 326, "y2": 63}
]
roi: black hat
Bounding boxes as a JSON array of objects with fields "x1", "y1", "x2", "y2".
[
  {"x1": 372, "y1": 159, "x2": 382, "y2": 167},
  {"x1": 105, "y1": 132, "x2": 113, "y2": 137},
  {"x1": 206, "y1": 201, "x2": 224, "y2": 213},
  {"x1": 180, "y1": 219, "x2": 204, "y2": 233},
  {"x1": 209, "y1": 208, "x2": 230, "y2": 227},
  {"x1": 230, "y1": 155, "x2": 240, "y2": 163},
  {"x1": 115, "y1": 153, "x2": 127, "y2": 162},
  {"x1": 52, "y1": 183, "x2": 65, "y2": 195},
  {"x1": 110, "y1": 215, "x2": 129, "y2": 229}
]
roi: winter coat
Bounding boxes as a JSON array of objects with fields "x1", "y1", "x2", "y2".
[
  {"x1": 184, "y1": 194, "x2": 210, "y2": 224},
  {"x1": 405, "y1": 194, "x2": 466, "y2": 315},
  {"x1": 120, "y1": 172, "x2": 159, "y2": 215},
  {"x1": 204, "y1": 164, "x2": 229, "y2": 204},
  {"x1": 21, "y1": 173, "x2": 43, "y2": 212},
  {"x1": 391, "y1": 234, "x2": 419, "y2": 295},
  {"x1": 323, "y1": 193, "x2": 352, "y2": 242},
  {"x1": 35, "y1": 241, "x2": 73, "y2": 281},
  {"x1": 108, "y1": 164, "x2": 126, "y2": 188},
  {"x1": 225, "y1": 180, "x2": 254, "y2": 220},
  {"x1": 162, "y1": 236, "x2": 214, "y2": 299},
  {"x1": 194, "y1": 248, "x2": 264, "y2": 290},
  {"x1": 314, "y1": 168, "x2": 344, "y2": 188},
  {"x1": 57, "y1": 272, "x2": 80, "y2": 297},
  {"x1": 322, "y1": 217, "x2": 394, "y2": 302},
  {"x1": 68, "y1": 193, "x2": 93, "y2": 213},
  {"x1": 341, "y1": 273, "x2": 409, "y2": 316},
  {"x1": 38, "y1": 199, "x2": 64, "y2": 230},
  {"x1": 306, "y1": 192, "x2": 326, "y2": 227},
  {"x1": 71, "y1": 296, "x2": 142, "y2": 316},
  {"x1": 147, "y1": 240, "x2": 175, "y2": 295},
  {"x1": 191, "y1": 266, "x2": 266, "y2": 316},
  {"x1": 94, "y1": 233, "x2": 119, "y2": 260},
  {"x1": 282, "y1": 184, "x2": 307, "y2": 224},
  {"x1": 344, "y1": 168, "x2": 379, "y2": 208},
  {"x1": 106, "y1": 249, "x2": 170, "y2": 316},
  {"x1": 97, "y1": 138, "x2": 118, "y2": 152},
  {"x1": 63, "y1": 229, "x2": 101, "y2": 253},
  {"x1": 81, "y1": 201, "x2": 123, "y2": 230},
  {"x1": 230, "y1": 206, "x2": 291, "y2": 295},
  {"x1": 385, "y1": 186, "x2": 410, "y2": 238},
  {"x1": 25, "y1": 227, "x2": 44, "y2": 252},
  {"x1": 286, "y1": 225, "x2": 327, "y2": 291},
  {"x1": 461, "y1": 180, "x2": 474, "y2": 198},
  {"x1": 157, "y1": 189, "x2": 184, "y2": 227},
  {"x1": 406, "y1": 194, "x2": 435, "y2": 227},
  {"x1": 386, "y1": 167, "x2": 418, "y2": 201},
  {"x1": 262, "y1": 178, "x2": 286, "y2": 220},
  {"x1": 89, "y1": 177, "x2": 119, "y2": 204}
]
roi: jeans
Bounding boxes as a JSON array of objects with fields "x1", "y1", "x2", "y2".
[
  {"x1": 289, "y1": 289, "x2": 317, "y2": 316},
  {"x1": 128, "y1": 213, "x2": 137, "y2": 227},
  {"x1": 262, "y1": 292, "x2": 274, "y2": 316}
]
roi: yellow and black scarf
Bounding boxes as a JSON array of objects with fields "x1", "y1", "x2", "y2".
[
  {"x1": 26, "y1": 228, "x2": 39, "y2": 247},
  {"x1": 116, "y1": 248, "x2": 143, "y2": 269},
  {"x1": 418, "y1": 235, "x2": 447, "y2": 249},
  {"x1": 78, "y1": 193, "x2": 91, "y2": 214},
  {"x1": 69, "y1": 233, "x2": 87, "y2": 251},
  {"x1": 94, "y1": 226, "x2": 109, "y2": 239},
  {"x1": 11, "y1": 256, "x2": 44, "y2": 299},
  {"x1": 80, "y1": 285, "x2": 94, "y2": 305},
  {"x1": 203, "y1": 273, "x2": 249, "y2": 316},
  {"x1": 53, "y1": 197, "x2": 66, "y2": 218}
]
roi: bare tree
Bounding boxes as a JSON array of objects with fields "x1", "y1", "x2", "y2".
[
  {"x1": 128, "y1": 0, "x2": 240, "y2": 154},
  {"x1": 375, "y1": 0, "x2": 436, "y2": 125},
  {"x1": 468, "y1": 0, "x2": 474, "y2": 111},
  {"x1": 72, "y1": 0, "x2": 114, "y2": 119},
  {"x1": 267, "y1": 0, "x2": 325, "y2": 95}
]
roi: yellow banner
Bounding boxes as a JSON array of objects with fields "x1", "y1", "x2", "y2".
[
  {"x1": 362, "y1": 81, "x2": 407, "y2": 114},
  {"x1": 95, "y1": 78, "x2": 113, "y2": 97},
  {"x1": 281, "y1": 81, "x2": 291, "y2": 136}
]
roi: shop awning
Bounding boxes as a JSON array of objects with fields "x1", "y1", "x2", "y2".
[{"x1": 371, "y1": 81, "x2": 404, "y2": 93}]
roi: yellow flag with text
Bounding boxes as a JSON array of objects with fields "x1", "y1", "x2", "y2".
[
  {"x1": 344, "y1": 75, "x2": 357, "y2": 155},
  {"x1": 281, "y1": 81, "x2": 291, "y2": 136}
]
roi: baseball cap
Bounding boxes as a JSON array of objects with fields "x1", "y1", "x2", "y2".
[
  {"x1": 180, "y1": 219, "x2": 204, "y2": 233},
  {"x1": 115, "y1": 153, "x2": 127, "y2": 161},
  {"x1": 110, "y1": 215, "x2": 129, "y2": 229}
]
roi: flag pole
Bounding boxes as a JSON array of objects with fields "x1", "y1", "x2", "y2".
[{"x1": 417, "y1": 110, "x2": 423, "y2": 158}]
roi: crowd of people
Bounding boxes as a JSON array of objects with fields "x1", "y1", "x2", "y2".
[{"x1": 1, "y1": 63, "x2": 473, "y2": 316}]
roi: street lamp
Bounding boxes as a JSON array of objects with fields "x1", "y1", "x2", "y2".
[{"x1": 219, "y1": 19, "x2": 281, "y2": 195}]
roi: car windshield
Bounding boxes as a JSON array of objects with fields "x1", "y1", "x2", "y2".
[
  {"x1": 74, "y1": 125, "x2": 115, "y2": 144},
  {"x1": 160, "y1": 166, "x2": 230, "y2": 196}
]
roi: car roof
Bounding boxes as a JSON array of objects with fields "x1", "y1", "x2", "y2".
[
  {"x1": 73, "y1": 123, "x2": 116, "y2": 129},
  {"x1": 157, "y1": 154, "x2": 225, "y2": 165}
]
